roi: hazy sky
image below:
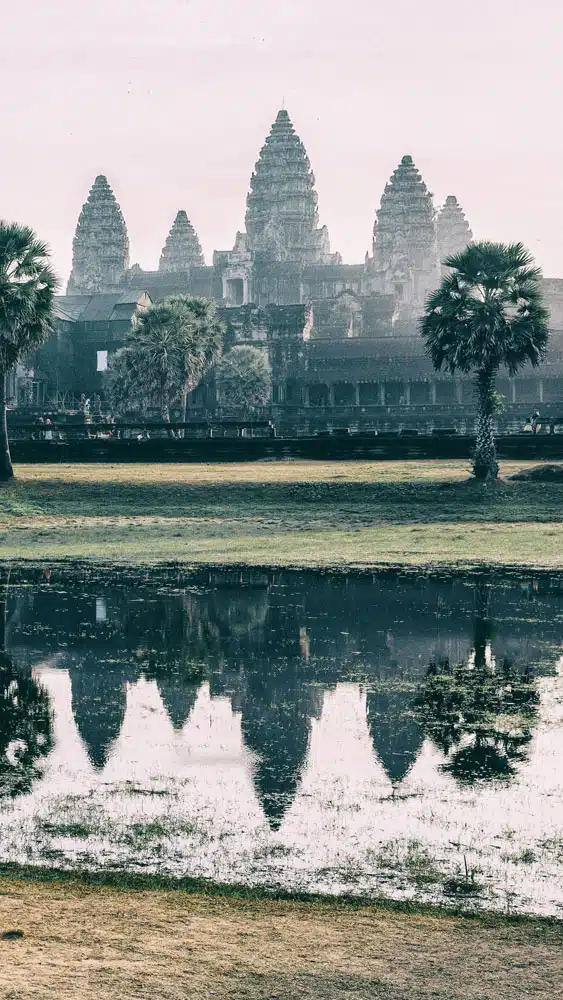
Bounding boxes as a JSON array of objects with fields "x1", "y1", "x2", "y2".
[{"x1": 2, "y1": 0, "x2": 563, "y2": 286}]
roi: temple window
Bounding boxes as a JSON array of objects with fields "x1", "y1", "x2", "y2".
[
  {"x1": 286, "y1": 381, "x2": 302, "y2": 405},
  {"x1": 96, "y1": 350, "x2": 108, "y2": 372},
  {"x1": 225, "y1": 278, "x2": 245, "y2": 306},
  {"x1": 384, "y1": 381, "x2": 404, "y2": 406},
  {"x1": 435, "y1": 380, "x2": 456, "y2": 404},
  {"x1": 542, "y1": 377, "x2": 563, "y2": 403},
  {"x1": 333, "y1": 382, "x2": 355, "y2": 406},
  {"x1": 514, "y1": 378, "x2": 541, "y2": 404},
  {"x1": 358, "y1": 382, "x2": 380, "y2": 405},
  {"x1": 410, "y1": 381, "x2": 431, "y2": 405},
  {"x1": 309, "y1": 384, "x2": 329, "y2": 407}
]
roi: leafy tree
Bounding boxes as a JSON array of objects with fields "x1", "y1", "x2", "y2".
[
  {"x1": 216, "y1": 345, "x2": 271, "y2": 410},
  {"x1": 106, "y1": 296, "x2": 224, "y2": 422},
  {"x1": 0, "y1": 223, "x2": 58, "y2": 480},
  {"x1": 421, "y1": 242, "x2": 549, "y2": 480}
]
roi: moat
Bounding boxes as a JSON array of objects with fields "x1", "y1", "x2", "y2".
[{"x1": 1, "y1": 565, "x2": 562, "y2": 916}]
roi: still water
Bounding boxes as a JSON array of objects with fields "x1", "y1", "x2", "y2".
[{"x1": 1, "y1": 565, "x2": 562, "y2": 916}]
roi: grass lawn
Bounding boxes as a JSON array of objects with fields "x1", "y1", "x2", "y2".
[
  {"x1": 0, "y1": 459, "x2": 562, "y2": 570},
  {"x1": 1, "y1": 873, "x2": 562, "y2": 999}
]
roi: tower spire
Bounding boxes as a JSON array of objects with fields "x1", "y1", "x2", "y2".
[
  {"x1": 437, "y1": 195, "x2": 473, "y2": 274},
  {"x1": 372, "y1": 154, "x2": 439, "y2": 308},
  {"x1": 244, "y1": 108, "x2": 335, "y2": 265},
  {"x1": 159, "y1": 210, "x2": 205, "y2": 272},
  {"x1": 67, "y1": 175, "x2": 129, "y2": 295}
]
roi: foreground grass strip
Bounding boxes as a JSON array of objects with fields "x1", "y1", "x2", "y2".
[
  {"x1": 0, "y1": 460, "x2": 562, "y2": 570},
  {"x1": 0, "y1": 870, "x2": 561, "y2": 1000}
]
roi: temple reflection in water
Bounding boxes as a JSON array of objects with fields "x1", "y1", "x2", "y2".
[{"x1": 1, "y1": 567, "x2": 561, "y2": 827}]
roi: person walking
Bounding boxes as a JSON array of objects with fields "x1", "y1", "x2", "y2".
[
  {"x1": 531, "y1": 409, "x2": 541, "y2": 434},
  {"x1": 44, "y1": 418, "x2": 53, "y2": 442}
]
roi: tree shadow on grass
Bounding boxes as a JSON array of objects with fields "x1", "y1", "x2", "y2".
[{"x1": 12, "y1": 476, "x2": 560, "y2": 526}]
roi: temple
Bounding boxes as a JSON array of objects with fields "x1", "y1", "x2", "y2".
[{"x1": 14, "y1": 107, "x2": 563, "y2": 427}]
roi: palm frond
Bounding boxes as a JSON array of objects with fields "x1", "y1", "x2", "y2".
[
  {"x1": 421, "y1": 240, "x2": 549, "y2": 378},
  {"x1": 0, "y1": 222, "x2": 59, "y2": 373}
]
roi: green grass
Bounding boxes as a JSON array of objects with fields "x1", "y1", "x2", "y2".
[{"x1": 0, "y1": 460, "x2": 562, "y2": 569}]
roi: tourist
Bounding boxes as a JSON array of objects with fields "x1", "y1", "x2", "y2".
[
  {"x1": 44, "y1": 418, "x2": 53, "y2": 442},
  {"x1": 36, "y1": 414, "x2": 44, "y2": 441},
  {"x1": 531, "y1": 409, "x2": 541, "y2": 434}
]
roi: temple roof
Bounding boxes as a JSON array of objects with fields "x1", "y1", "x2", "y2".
[
  {"x1": 245, "y1": 109, "x2": 325, "y2": 257},
  {"x1": 159, "y1": 210, "x2": 205, "y2": 272},
  {"x1": 437, "y1": 195, "x2": 473, "y2": 266},
  {"x1": 67, "y1": 175, "x2": 130, "y2": 294},
  {"x1": 374, "y1": 154, "x2": 436, "y2": 241}
]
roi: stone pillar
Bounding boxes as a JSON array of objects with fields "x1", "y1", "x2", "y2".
[
  {"x1": 455, "y1": 381, "x2": 463, "y2": 404},
  {"x1": 539, "y1": 380, "x2": 544, "y2": 404},
  {"x1": 303, "y1": 385, "x2": 310, "y2": 407},
  {"x1": 354, "y1": 383, "x2": 360, "y2": 406},
  {"x1": 430, "y1": 382, "x2": 437, "y2": 404},
  {"x1": 379, "y1": 383, "x2": 385, "y2": 406},
  {"x1": 404, "y1": 383, "x2": 411, "y2": 406},
  {"x1": 328, "y1": 384, "x2": 335, "y2": 408},
  {"x1": 511, "y1": 379, "x2": 517, "y2": 403}
]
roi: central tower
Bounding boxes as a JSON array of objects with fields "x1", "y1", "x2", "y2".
[{"x1": 244, "y1": 109, "x2": 337, "y2": 266}]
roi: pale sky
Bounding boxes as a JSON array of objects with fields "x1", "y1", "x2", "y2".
[{"x1": 2, "y1": 0, "x2": 563, "y2": 286}]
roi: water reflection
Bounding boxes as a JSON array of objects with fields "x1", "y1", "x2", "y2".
[
  {"x1": 0, "y1": 569, "x2": 54, "y2": 796},
  {"x1": 1, "y1": 567, "x2": 561, "y2": 817},
  {"x1": 414, "y1": 582, "x2": 541, "y2": 784}
]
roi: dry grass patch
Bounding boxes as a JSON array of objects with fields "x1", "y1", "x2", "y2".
[{"x1": 0, "y1": 877, "x2": 562, "y2": 1000}]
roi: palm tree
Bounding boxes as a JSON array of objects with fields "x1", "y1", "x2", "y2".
[
  {"x1": 106, "y1": 296, "x2": 224, "y2": 424},
  {"x1": 0, "y1": 223, "x2": 58, "y2": 480},
  {"x1": 421, "y1": 242, "x2": 549, "y2": 480}
]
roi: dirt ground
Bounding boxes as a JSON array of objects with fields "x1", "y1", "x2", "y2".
[{"x1": 0, "y1": 879, "x2": 561, "y2": 999}]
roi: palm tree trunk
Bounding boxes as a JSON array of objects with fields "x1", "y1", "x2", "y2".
[
  {"x1": 0, "y1": 372, "x2": 14, "y2": 482},
  {"x1": 473, "y1": 369, "x2": 499, "y2": 480},
  {"x1": 181, "y1": 384, "x2": 189, "y2": 439}
]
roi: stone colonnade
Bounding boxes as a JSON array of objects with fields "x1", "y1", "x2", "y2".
[{"x1": 274, "y1": 376, "x2": 563, "y2": 410}]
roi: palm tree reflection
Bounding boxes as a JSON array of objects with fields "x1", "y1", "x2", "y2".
[
  {"x1": 0, "y1": 568, "x2": 54, "y2": 797},
  {"x1": 414, "y1": 582, "x2": 540, "y2": 784}
]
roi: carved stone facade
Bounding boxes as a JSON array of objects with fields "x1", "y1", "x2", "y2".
[
  {"x1": 437, "y1": 195, "x2": 473, "y2": 274},
  {"x1": 159, "y1": 210, "x2": 204, "y2": 272},
  {"x1": 368, "y1": 155, "x2": 439, "y2": 314},
  {"x1": 67, "y1": 175, "x2": 130, "y2": 295}
]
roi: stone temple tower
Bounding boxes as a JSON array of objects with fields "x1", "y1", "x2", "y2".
[
  {"x1": 244, "y1": 109, "x2": 338, "y2": 265},
  {"x1": 159, "y1": 210, "x2": 205, "y2": 272},
  {"x1": 67, "y1": 175, "x2": 130, "y2": 295},
  {"x1": 371, "y1": 154, "x2": 439, "y2": 309},
  {"x1": 437, "y1": 195, "x2": 473, "y2": 274}
]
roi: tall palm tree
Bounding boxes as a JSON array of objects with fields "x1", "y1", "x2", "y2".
[
  {"x1": 0, "y1": 223, "x2": 58, "y2": 480},
  {"x1": 106, "y1": 296, "x2": 224, "y2": 424},
  {"x1": 421, "y1": 242, "x2": 549, "y2": 480}
]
